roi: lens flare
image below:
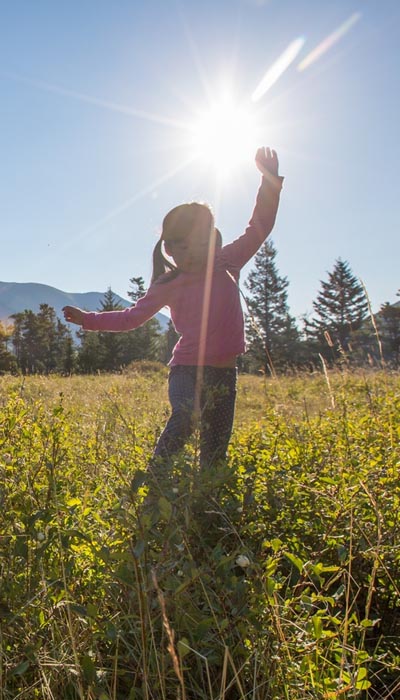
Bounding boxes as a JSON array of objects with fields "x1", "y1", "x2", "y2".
[
  {"x1": 251, "y1": 37, "x2": 305, "y2": 102},
  {"x1": 297, "y1": 13, "x2": 362, "y2": 72}
]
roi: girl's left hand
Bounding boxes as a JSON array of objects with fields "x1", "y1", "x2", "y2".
[
  {"x1": 62, "y1": 305, "x2": 84, "y2": 326},
  {"x1": 255, "y1": 147, "x2": 279, "y2": 178}
]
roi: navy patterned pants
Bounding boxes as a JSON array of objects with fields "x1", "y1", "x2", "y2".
[{"x1": 153, "y1": 365, "x2": 237, "y2": 469}]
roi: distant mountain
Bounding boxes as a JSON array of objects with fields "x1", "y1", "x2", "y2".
[{"x1": 0, "y1": 281, "x2": 169, "y2": 331}]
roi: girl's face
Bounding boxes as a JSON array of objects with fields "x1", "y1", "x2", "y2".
[{"x1": 165, "y1": 225, "x2": 219, "y2": 273}]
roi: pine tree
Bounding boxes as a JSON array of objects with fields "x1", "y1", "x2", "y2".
[
  {"x1": 78, "y1": 287, "x2": 125, "y2": 372},
  {"x1": 306, "y1": 259, "x2": 368, "y2": 361},
  {"x1": 97, "y1": 287, "x2": 125, "y2": 372},
  {"x1": 127, "y1": 277, "x2": 147, "y2": 303},
  {"x1": 62, "y1": 335, "x2": 76, "y2": 374},
  {"x1": 36, "y1": 304, "x2": 61, "y2": 373},
  {"x1": 10, "y1": 313, "x2": 24, "y2": 369},
  {"x1": 18, "y1": 310, "x2": 38, "y2": 373},
  {"x1": 0, "y1": 322, "x2": 16, "y2": 373},
  {"x1": 10, "y1": 306, "x2": 72, "y2": 374},
  {"x1": 76, "y1": 331, "x2": 104, "y2": 373},
  {"x1": 244, "y1": 240, "x2": 300, "y2": 372},
  {"x1": 378, "y1": 301, "x2": 400, "y2": 367}
]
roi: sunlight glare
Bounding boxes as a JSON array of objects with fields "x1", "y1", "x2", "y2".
[{"x1": 190, "y1": 97, "x2": 259, "y2": 176}]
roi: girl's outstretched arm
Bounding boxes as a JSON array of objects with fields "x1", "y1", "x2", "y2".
[
  {"x1": 63, "y1": 283, "x2": 168, "y2": 333},
  {"x1": 220, "y1": 146, "x2": 284, "y2": 270}
]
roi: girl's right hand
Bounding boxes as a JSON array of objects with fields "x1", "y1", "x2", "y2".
[{"x1": 62, "y1": 305, "x2": 84, "y2": 326}]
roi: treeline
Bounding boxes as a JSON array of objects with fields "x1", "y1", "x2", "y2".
[
  {"x1": 243, "y1": 242, "x2": 400, "y2": 371},
  {"x1": 0, "y1": 257, "x2": 399, "y2": 376},
  {"x1": 0, "y1": 278, "x2": 175, "y2": 376}
]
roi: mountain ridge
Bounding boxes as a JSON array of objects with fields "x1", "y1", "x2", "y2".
[{"x1": 0, "y1": 281, "x2": 169, "y2": 331}]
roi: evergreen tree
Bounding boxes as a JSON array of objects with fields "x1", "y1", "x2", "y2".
[
  {"x1": 36, "y1": 304, "x2": 62, "y2": 373},
  {"x1": 378, "y1": 301, "x2": 400, "y2": 367},
  {"x1": 17, "y1": 310, "x2": 38, "y2": 373},
  {"x1": 0, "y1": 322, "x2": 17, "y2": 373},
  {"x1": 99, "y1": 287, "x2": 125, "y2": 371},
  {"x1": 76, "y1": 331, "x2": 104, "y2": 373},
  {"x1": 244, "y1": 240, "x2": 300, "y2": 372},
  {"x1": 306, "y1": 259, "x2": 368, "y2": 361},
  {"x1": 62, "y1": 335, "x2": 76, "y2": 374},
  {"x1": 127, "y1": 277, "x2": 147, "y2": 303},
  {"x1": 10, "y1": 306, "x2": 72, "y2": 374},
  {"x1": 10, "y1": 313, "x2": 24, "y2": 369}
]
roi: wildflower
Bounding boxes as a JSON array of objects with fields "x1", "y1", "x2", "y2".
[{"x1": 236, "y1": 554, "x2": 250, "y2": 568}]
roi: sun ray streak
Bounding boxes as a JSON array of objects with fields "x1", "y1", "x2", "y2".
[
  {"x1": 251, "y1": 37, "x2": 305, "y2": 102},
  {"x1": 1, "y1": 70, "x2": 190, "y2": 130},
  {"x1": 297, "y1": 12, "x2": 362, "y2": 72},
  {"x1": 178, "y1": 12, "x2": 215, "y2": 107},
  {"x1": 194, "y1": 227, "x2": 217, "y2": 416}
]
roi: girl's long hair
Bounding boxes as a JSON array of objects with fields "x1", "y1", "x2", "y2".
[{"x1": 151, "y1": 202, "x2": 219, "y2": 285}]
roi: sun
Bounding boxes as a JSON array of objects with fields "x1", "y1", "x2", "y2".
[{"x1": 189, "y1": 96, "x2": 260, "y2": 178}]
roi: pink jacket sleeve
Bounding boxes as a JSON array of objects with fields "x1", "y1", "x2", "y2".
[
  {"x1": 81, "y1": 283, "x2": 166, "y2": 332},
  {"x1": 220, "y1": 173, "x2": 284, "y2": 271}
]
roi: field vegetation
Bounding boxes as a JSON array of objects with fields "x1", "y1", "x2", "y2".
[{"x1": 0, "y1": 367, "x2": 399, "y2": 699}]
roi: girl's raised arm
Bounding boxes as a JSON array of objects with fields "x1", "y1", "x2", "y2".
[{"x1": 220, "y1": 147, "x2": 284, "y2": 270}]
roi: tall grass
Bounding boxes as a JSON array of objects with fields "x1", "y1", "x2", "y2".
[{"x1": 0, "y1": 368, "x2": 399, "y2": 698}]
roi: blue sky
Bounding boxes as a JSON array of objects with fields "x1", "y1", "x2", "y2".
[{"x1": 1, "y1": 0, "x2": 399, "y2": 321}]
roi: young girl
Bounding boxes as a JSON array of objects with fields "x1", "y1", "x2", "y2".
[{"x1": 63, "y1": 147, "x2": 284, "y2": 473}]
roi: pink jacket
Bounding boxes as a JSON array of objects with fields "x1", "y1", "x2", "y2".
[{"x1": 82, "y1": 174, "x2": 284, "y2": 366}]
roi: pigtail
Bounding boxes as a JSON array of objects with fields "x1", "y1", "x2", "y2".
[{"x1": 151, "y1": 238, "x2": 178, "y2": 284}]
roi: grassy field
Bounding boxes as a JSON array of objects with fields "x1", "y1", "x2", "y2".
[{"x1": 0, "y1": 368, "x2": 399, "y2": 699}]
